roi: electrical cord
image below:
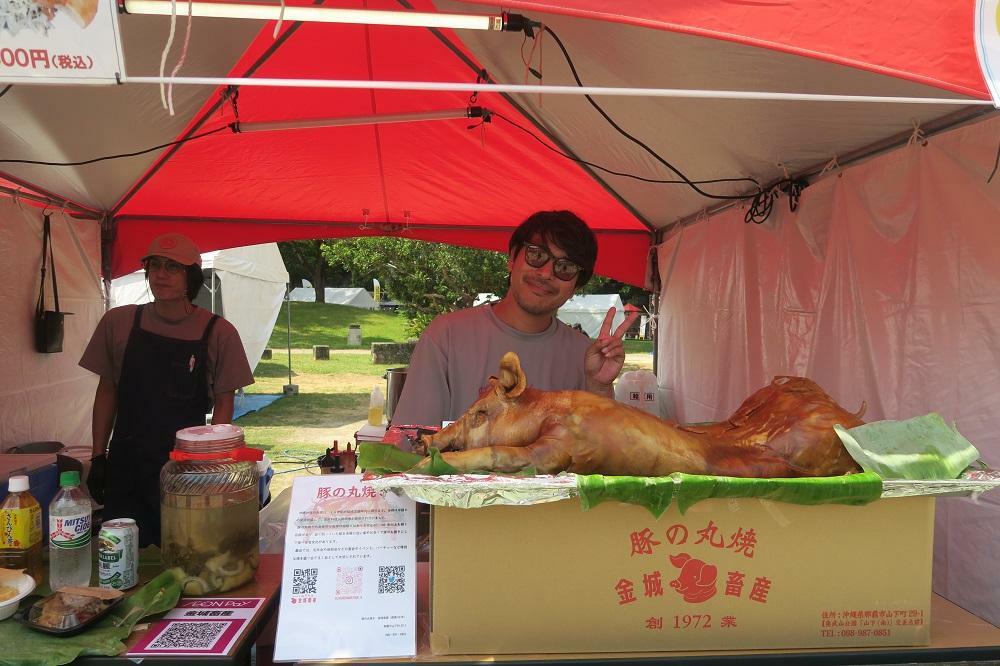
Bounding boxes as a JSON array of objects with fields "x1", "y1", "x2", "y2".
[
  {"x1": 492, "y1": 111, "x2": 758, "y2": 188},
  {"x1": 540, "y1": 25, "x2": 761, "y2": 203},
  {"x1": 0, "y1": 123, "x2": 236, "y2": 167}
]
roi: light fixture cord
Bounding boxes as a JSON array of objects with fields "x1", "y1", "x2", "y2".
[
  {"x1": 167, "y1": 0, "x2": 195, "y2": 116},
  {"x1": 158, "y1": 0, "x2": 179, "y2": 110}
]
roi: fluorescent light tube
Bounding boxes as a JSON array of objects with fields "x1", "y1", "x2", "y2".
[
  {"x1": 122, "y1": 0, "x2": 504, "y2": 30},
  {"x1": 238, "y1": 108, "x2": 478, "y2": 133}
]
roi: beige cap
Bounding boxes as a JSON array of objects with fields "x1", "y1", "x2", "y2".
[{"x1": 141, "y1": 233, "x2": 201, "y2": 267}]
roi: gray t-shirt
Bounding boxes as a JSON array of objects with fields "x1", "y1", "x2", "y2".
[{"x1": 390, "y1": 304, "x2": 591, "y2": 427}]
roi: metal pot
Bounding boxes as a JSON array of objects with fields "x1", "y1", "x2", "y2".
[{"x1": 384, "y1": 367, "x2": 408, "y2": 422}]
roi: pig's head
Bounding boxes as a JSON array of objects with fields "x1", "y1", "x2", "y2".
[{"x1": 419, "y1": 352, "x2": 543, "y2": 453}]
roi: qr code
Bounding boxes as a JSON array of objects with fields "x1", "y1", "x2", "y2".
[
  {"x1": 147, "y1": 621, "x2": 229, "y2": 650},
  {"x1": 336, "y1": 566, "x2": 362, "y2": 600},
  {"x1": 378, "y1": 565, "x2": 405, "y2": 594},
  {"x1": 292, "y1": 568, "x2": 318, "y2": 594}
]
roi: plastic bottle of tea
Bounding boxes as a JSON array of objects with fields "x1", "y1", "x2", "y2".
[{"x1": 0, "y1": 475, "x2": 44, "y2": 584}]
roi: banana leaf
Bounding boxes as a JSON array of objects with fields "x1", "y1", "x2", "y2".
[
  {"x1": 358, "y1": 441, "x2": 424, "y2": 474},
  {"x1": 358, "y1": 442, "x2": 534, "y2": 476},
  {"x1": 0, "y1": 570, "x2": 181, "y2": 666},
  {"x1": 835, "y1": 413, "x2": 980, "y2": 480},
  {"x1": 578, "y1": 472, "x2": 883, "y2": 517}
]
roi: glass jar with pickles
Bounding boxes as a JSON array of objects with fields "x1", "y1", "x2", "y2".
[{"x1": 160, "y1": 425, "x2": 262, "y2": 596}]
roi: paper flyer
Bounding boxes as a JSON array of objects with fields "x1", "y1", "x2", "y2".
[{"x1": 273, "y1": 473, "x2": 417, "y2": 661}]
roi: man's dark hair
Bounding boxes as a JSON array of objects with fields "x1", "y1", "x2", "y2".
[
  {"x1": 142, "y1": 264, "x2": 205, "y2": 301},
  {"x1": 508, "y1": 210, "x2": 598, "y2": 287}
]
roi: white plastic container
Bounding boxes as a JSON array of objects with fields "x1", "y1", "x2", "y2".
[
  {"x1": 614, "y1": 370, "x2": 661, "y2": 418},
  {"x1": 368, "y1": 386, "x2": 385, "y2": 426},
  {"x1": 48, "y1": 471, "x2": 93, "y2": 590}
]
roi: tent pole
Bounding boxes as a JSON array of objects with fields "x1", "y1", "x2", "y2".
[{"x1": 283, "y1": 285, "x2": 298, "y2": 396}]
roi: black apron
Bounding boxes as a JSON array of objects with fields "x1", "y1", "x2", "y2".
[{"x1": 104, "y1": 304, "x2": 219, "y2": 547}]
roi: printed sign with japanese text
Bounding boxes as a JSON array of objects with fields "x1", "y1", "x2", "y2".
[
  {"x1": 273, "y1": 474, "x2": 417, "y2": 661},
  {"x1": 432, "y1": 496, "x2": 934, "y2": 654},
  {"x1": 127, "y1": 598, "x2": 265, "y2": 657},
  {"x1": 0, "y1": 0, "x2": 124, "y2": 84}
]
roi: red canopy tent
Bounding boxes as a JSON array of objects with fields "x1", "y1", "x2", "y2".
[
  {"x1": 2, "y1": 0, "x2": 1000, "y2": 634},
  {"x1": 2, "y1": 0, "x2": 989, "y2": 286}
]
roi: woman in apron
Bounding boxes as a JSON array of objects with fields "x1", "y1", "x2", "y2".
[{"x1": 80, "y1": 233, "x2": 254, "y2": 546}]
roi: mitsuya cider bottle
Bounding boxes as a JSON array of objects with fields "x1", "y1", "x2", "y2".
[{"x1": 48, "y1": 471, "x2": 93, "y2": 589}]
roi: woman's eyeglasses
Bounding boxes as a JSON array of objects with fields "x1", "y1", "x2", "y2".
[
  {"x1": 144, "y1": 257, "x2": 185, "y2": 275},
  {"x1": 521, "y1": 243, "x2": 582, "y2": 281}
]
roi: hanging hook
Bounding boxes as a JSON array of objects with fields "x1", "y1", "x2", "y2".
[
  {"x1": 359, "y1": 208, "x2": 370, "y2": 231},
  {"x1": 908, "y1": 120, "x2": 927, "y2": 147},
  {"x1": 818, "y1": 156, "x2": 841, "y2": 178}
]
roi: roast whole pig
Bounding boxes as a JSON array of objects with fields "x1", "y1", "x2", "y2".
[{"x1": 414, "y1": 352, "x2": 864, "y2": 477}]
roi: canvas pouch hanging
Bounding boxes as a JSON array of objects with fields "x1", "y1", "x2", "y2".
[{"x1": 34, "y1": 214, "x2": 69, "y2": 353}]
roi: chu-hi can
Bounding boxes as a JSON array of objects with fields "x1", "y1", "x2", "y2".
[{"x1": 98, "y1": 518, "x2": 138, "y2": 590}]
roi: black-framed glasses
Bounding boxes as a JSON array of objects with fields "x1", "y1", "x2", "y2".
[
  {"x1": 144, "y1": 257, "x2": 185, "y2": 275},
  {"x1": 521, "y1": 243, "x2": 583, "y2": 282}
]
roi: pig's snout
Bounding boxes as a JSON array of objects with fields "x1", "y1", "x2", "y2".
[{"x1": 417, "y1": 432, "x2": 463, "y2": 455}]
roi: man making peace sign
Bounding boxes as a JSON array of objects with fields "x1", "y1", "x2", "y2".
[{"x1": 390, "y1": 210, "x2": 641, "y2": 428}]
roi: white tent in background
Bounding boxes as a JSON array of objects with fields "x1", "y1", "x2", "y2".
[
  {"x1": 557, "y1": 294, "x2": 626, "y2": 338},
  {"x1": 111, "y1": 243, "x2": 289, "y2": 372},
  {"x1": 288, "y1": 284, "x2": 378, "y2": 309}
]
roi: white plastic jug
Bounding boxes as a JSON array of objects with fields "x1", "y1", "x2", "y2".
[{"x1": 614, "y1": 370, "x2": 660, "y2": 418}]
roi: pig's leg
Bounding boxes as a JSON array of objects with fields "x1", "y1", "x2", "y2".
[{"x1": 410, "y1": 440, "x2": 572, "y2": 474}]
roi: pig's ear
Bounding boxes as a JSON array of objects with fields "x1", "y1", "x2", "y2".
[{"x1": 496, "y1": 352, "x2": 527, "y2": 399}]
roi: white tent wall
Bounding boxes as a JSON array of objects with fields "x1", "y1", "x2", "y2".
[
  {"x1": 557, "y1": 294, "x2": 626, "y2": 338},
  {"x1": 288, "y1": 286, "x2": 377, "y2": 309},
  {"x1": 211, "y1": 244, "x2": 289, "y2": 373},
  {"x1": 0, "y1": 199, "x2": 103, "y2": 460},
  {"x1": 653, "y1": 114, "x2": 1000, "y2": 624}
]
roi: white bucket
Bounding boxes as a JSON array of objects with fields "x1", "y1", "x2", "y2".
[
  {"x1": 347, "y1": 324, "x2": 362, "y2": 346},
  {"x1": 614, "y1": 370, "x2": 660, "y2": 418}
]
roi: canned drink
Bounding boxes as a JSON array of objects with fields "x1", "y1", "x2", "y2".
[{"x1": 98, "y1": 519, "x2": 139, "y2": 590}]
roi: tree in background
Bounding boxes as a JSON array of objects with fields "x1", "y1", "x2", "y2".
[
  {"x1": 281, "y1": 237, "x2": 651, "y2": 336},
  {"x1": 278, "y1": 240, "x2": 350, "y2": 303},
  {"x1": 582, "y1": 275, "x2": 650, "y2": 310},
  {"x1": 323, "y1": 238, "x2": 509, "y2": 336}
]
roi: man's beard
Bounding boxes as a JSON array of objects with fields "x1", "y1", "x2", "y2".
[{"x1": 512, "y1": 281, "x2": 561, "y2": 316}]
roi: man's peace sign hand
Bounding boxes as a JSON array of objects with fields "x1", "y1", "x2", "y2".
[{"x1": 584, "y1": 306, "x2": 641, "y2": 395}]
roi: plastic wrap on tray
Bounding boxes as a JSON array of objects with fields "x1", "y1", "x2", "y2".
[
  {"x1": 365, "y1": 473, "x2": 579, "y2": 508},
  {"x1": 22, "y1": 587, "x2": 124, "y2": 636}
]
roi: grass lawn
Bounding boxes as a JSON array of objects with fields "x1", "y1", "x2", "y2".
[{"x1": 268, "y1": 302, "x2": 410, "y2": 350}]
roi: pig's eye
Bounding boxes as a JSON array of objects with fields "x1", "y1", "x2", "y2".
[{"x1": 472, "y1": 410, "x2": 487, "y2": 426}]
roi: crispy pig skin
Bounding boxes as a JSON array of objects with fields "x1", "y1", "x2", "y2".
[{"x1": 415, "y1": 353, "x2": 863, "y2": 477}]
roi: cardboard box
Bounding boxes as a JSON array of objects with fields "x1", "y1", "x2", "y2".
[{"x1": 431, "y1": 496, "x2": 934, "y2": 654}]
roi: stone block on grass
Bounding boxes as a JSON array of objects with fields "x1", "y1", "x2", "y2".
[{"x1": 371, "y1": 341, "x2": 417, "y2": 365}]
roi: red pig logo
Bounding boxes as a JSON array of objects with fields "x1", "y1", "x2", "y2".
[{"x1": 668, "y1": 553, "x2": 717, "y2": 603}]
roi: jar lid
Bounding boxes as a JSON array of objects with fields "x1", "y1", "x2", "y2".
[
  {"x1": 176, "y1": 424, "x2": 244, "y2": 443},
  {"x1": 169, "y1": 446, "x2": 264, "y2": 462}
]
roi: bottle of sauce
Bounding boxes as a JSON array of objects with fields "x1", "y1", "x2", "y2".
[
  {"x1": 330, "y1": 441, "x2": 344, "y2": 473},
  {"x1": 341, "y1": 443, "x2": 357, "y2": 474},
  {"x1": 0, "y1": 475, "x2": 44, "y2": 584},
  {"x1": 368, "y1": 387, "x2": 385, "y2": 426}
]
